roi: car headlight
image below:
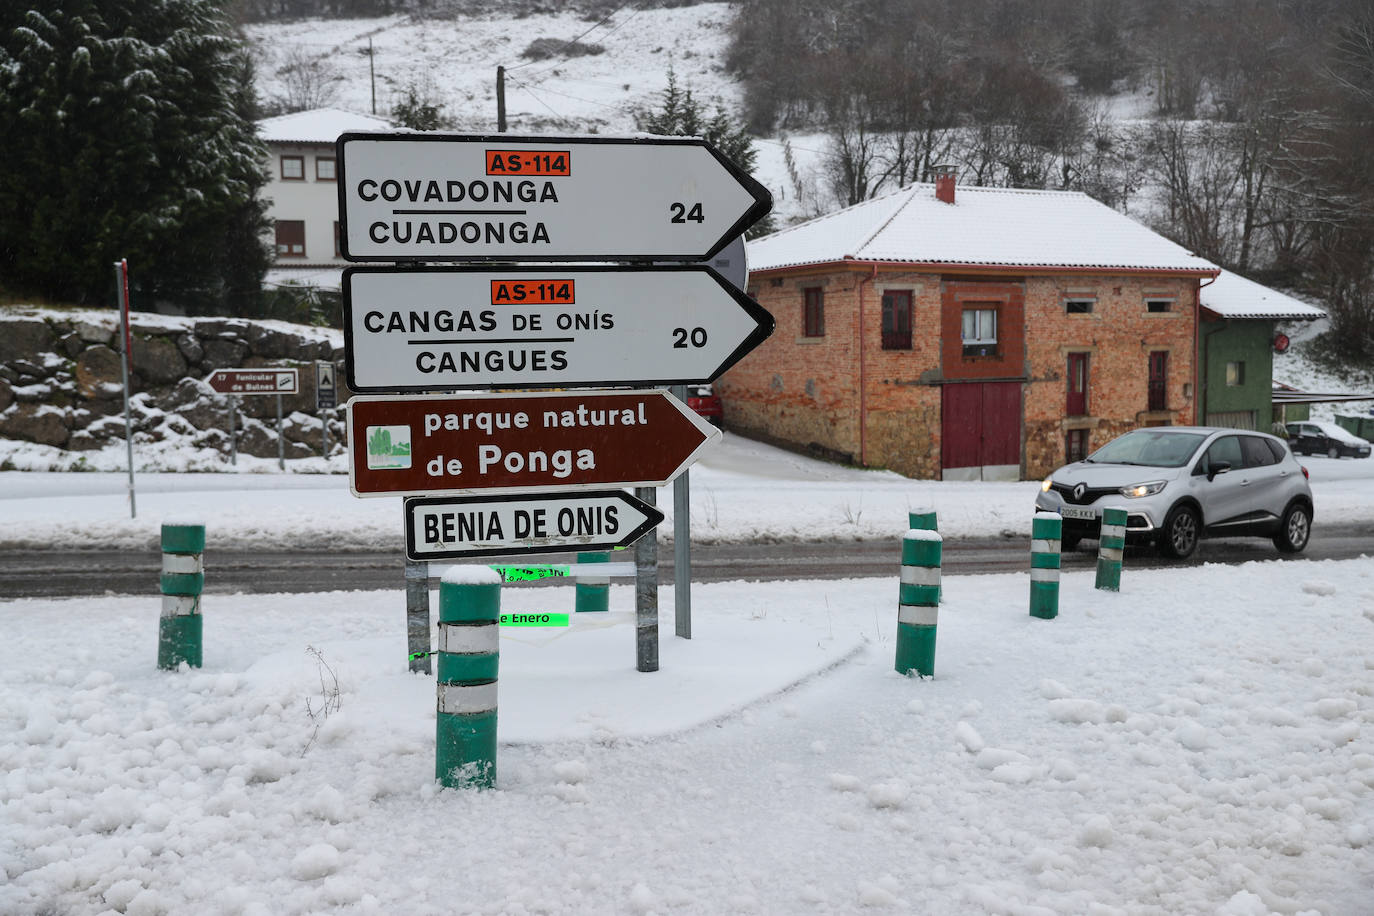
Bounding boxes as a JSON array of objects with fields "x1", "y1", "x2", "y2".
[
  {"x1": 1041, "y1": 478, "x2": 1053, "y2": 492},
  {"x1": 1120, "y1": 480, "x2": 1166, "y2": 499}
]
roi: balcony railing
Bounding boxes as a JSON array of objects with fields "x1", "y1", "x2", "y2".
[{"x1": 881, "y1": 330, "x2": 912, "y2": 350}]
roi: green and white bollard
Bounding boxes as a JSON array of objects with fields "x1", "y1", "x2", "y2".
[
  {"x1": 1029, "y1": 512, "x2": 1061, "y2": 620},
  {"x1": 896, "y1": 530, "x2": 942, "y2": 677},
  {"x1": 159, "y1": 521, "x2": 205, "y2": 669},
  {"x1": 907, "y1": 509, "x2": 940, "y2": 603},
  {"x1": 908, "y1": 509, "x2": 938, "y2": 531},
  {"x1": 574, "y1": 551, "x2": 610, "y2": 613},
  {"x1": 436, "y1": 567, "x2": 501, "y2": 789},
  {"x1": 1094, "y1": 506, "x2": 1127, "y2": 592}
]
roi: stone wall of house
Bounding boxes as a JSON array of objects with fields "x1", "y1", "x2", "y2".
[
  {"x1": 0, "y1": 310, "x2": 350, "y2": 461},
  {"x1": 1022, "y1": 275, "x2": 1197, "y2": 479},
  {"x1": 721, "y1": 267, "x2": 1202, "y2": 481},
  {"x1": 719, "y1": 270, "x2": 864, "y2": 465}
]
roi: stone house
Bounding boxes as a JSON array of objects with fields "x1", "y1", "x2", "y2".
[{"x1": 722, "y1": 173, "x2": 1220, "y2": 480}]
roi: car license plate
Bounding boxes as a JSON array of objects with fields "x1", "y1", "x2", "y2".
[{"x1": 1061, "y1": 506, "x2": 1096, "y2": 520}]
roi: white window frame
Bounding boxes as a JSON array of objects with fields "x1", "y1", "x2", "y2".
[{"x1": 961, "y1": 307, "x2": 997, "y2": 345}]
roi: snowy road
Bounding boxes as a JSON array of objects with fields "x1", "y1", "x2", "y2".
[{"x1": 3, "y1": 523, "x2": 1371, "y2": 598}]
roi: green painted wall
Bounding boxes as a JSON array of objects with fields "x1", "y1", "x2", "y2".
[{"x1": 1202, "y1": 319, "x2": 1273, "y2": 426}]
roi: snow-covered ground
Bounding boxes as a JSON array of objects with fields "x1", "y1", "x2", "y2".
[{"x1": 2, "y1": 433, "x2": 1373, "y2": 915}]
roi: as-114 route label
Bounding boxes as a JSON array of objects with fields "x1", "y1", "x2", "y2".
[
  {"x1": 342, "y1": 265, "x2": 774, "y2": 392},
  {"x1": 336, "y1": 133, "x2": 772, "y2": 262}
]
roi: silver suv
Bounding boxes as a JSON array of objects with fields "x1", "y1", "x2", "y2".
[{"x1": 1035, "y1": 427, "x2": 1313, "y2": 559}]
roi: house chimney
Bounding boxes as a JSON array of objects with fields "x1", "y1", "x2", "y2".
[{"x1": 934, "y1": 165, "x2": 957, "y2": 204}]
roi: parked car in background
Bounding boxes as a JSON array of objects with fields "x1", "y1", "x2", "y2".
[
  {"x1": 1284, "y1": 420, "x2": 1372, "y2": 459},
  {"x1": 1035, "y1": 427, "x2": 1313, "y2": 559},
  {"x1": 686, "y1": 384, "x2": 723, "y2": 426}
]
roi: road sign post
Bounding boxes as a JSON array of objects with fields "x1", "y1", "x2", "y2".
[
  {"x1": 336, "y1": 129, "x2": 774, "y2": 697},
  {"x1": 205, "y1": 369, "x2": 299, "y2": 469},
  {"x1": 347, "y1": 389, "x2": 719, "y2": 498},
  {"x1": 634, "y1": 486, "x2": 658, "y2": 673},
  {"x1": 342, "y1": 266, "x2": 772, "y2": 392},
  {"x1": 336, "y1": 133, "x2": 771, "y2": 263}
]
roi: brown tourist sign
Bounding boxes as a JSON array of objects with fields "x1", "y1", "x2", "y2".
[{"x1": 347, "y1": 389, "x2": 720, "y2": 498}]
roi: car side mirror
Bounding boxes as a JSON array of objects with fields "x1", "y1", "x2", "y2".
[{"x1": 1207, "y1": 460, "x2": 1232, "y2": 481}]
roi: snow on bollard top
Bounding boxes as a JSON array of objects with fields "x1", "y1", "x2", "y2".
[
  {"x1": 441, "y1": 566, "x2": 503, "y2": 586},
  {"x1": 904, "y1": 528, "x2": 944, "y2": 541},
  {"x1": 161, "y1": 516, "x2": 207, "y2": 528},
  {"x1": 1035, "y1": 510, "x2": 1064, "y2": 522}
]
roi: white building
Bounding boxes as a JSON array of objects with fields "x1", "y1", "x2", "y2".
[{"x1": 257, "y1": 107, "x2": 392, "y2": 291}]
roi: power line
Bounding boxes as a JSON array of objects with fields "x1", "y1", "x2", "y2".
[{"x1": 503, "y1": 1, "x2": 637, "y2": 74}]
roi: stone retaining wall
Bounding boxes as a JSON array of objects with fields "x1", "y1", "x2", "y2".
[{"x1": 0, "y1": 309, "x2": 350, "y2": 462}]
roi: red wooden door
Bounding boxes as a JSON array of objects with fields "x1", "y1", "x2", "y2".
[
  {"x1": 942, "y1": 382, "x2": 1022, "y2": 474},
  {"x1": 941, "y1": 384, "x2": 982, "y2": 470},
  {"x1": 1066, "y1": 352, "x2": 1088, "y2": 416},
  {"x1": 1148, "y1": 351, "x2": 1168, "y2": 411}
]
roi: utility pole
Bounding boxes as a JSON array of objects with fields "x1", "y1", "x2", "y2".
[{"x1": 496, "y1": 65, "x2": 506, "y2": 132}]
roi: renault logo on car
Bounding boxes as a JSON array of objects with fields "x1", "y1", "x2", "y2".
[{"x1": 1072, "y1": 482, "x2": 1088, "y2": 502}]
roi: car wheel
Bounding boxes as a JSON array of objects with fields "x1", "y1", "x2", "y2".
[
  {"x1": 1273, "y1": 502, "x2": 1312, "y2": 553},
  {"x1": 1158, "y1": 504, "x2": 1199, "y2": 559},
  {"x1": 1327, "y1": 445, "x2": 1340, "y2": 459}
]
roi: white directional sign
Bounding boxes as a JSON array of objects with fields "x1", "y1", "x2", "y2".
[
  {"x1": 336, "y1": 132, "x2": 772, "y2": 262},
  {"x1": 404, "y1": 491, "x2": 664, "y2": 560},
  {"x1": 342, "y1": 265, "x2": 774, "y2": 392}
]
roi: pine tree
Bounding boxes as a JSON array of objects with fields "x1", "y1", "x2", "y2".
[
  {"x1": 636, "y1": 68, "x2": 776, "y2": 238},
  {"x1": 0, "y1": 0, "x2": 271, "y2": 312}
]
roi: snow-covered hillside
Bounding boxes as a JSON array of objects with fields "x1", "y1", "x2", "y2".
[
  {"x1": 242, "y1": 3, "x2": 831, "y2": 226},
  {"x1": 243, "y1": 5, "x2": 739, "y2": 134}
]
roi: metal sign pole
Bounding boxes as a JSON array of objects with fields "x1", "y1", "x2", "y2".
[
  {"x1": 228, "y1": 396, "x2": 238, "y2": 466},
  {"x1": 405, "y1": 553, "x2": 431, "y2": 674},
  {"x1": 670, "y1": 385, "x2": 692, "y2": 639},
  {"x1": 276, "y1": 393, "x2": 285, "y2": 471},
  {"x1": 113, "y1": 260, "x2": 136, "y2": 518},
  {"x1": 634, "y1": 486, "x2": 659, "y2": 672}
]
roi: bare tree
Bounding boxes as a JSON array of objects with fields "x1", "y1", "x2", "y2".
[{"x1": 274, "y1": 44, "x2": 341, "y2": 113}]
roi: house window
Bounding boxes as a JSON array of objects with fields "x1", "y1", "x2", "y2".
[
  {"x1": 1148, "y1": 351, "x2": 1168, "y2": 410},
  {"x1": 280, "y1": 155, "x2": 304, "y2": 181},
  {"x1": 961, "y1": 307, "x2": 997, "y2": 356},
  {"x1": 1146, "y1": 299, "x2": 1173, "y2": 313},
  {"x1": 1066, "y1": 352, "x2": 1089, "y2": 416},
  {"x1": 1064, "y1": 298, "x2": 1095, "y2": 314},
  {"x1": 1226, "y1": 361, "x2": 1245, "y2": 386},
  {"x1": 316, "y1": 157, "x2": 336, "y2": 181},
  {"x1": 881, "y1": 290, "x2": 912, "y2": 350},
  {"x1": 803, "y1": 288, "x2": 824, "y2": 337},
  {"x1": 275, "y1": 220, "x2": 305, "y2": 257},
  {"x1": 1066, "y1": 428, "x2": 1089, "y2": 462}
]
